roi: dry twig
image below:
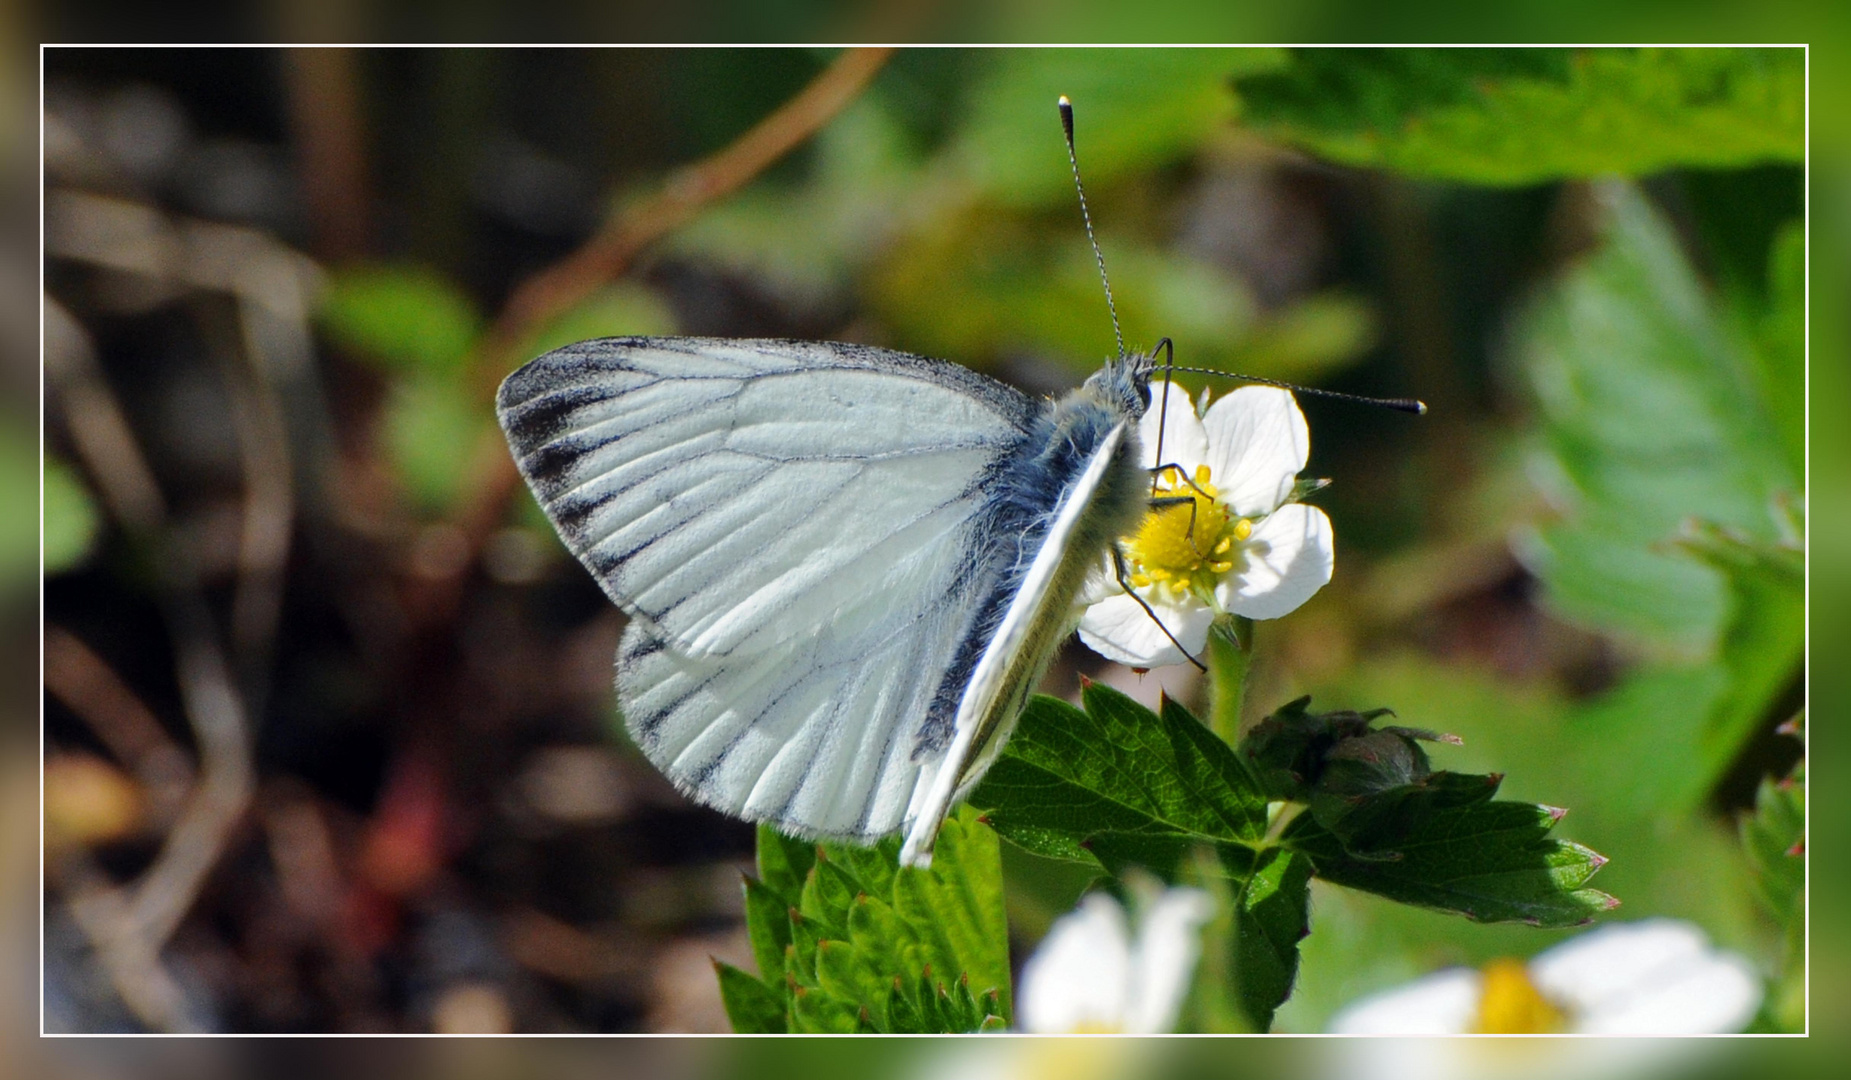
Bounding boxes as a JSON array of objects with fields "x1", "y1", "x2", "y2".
[{"x1": 42, "y1": 215, "x2": 313, "y2": 1026}]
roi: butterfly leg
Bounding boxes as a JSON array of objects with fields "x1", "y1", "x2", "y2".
[
  {"x1": 1148, "y1": 463, "x2": 1219, "y2": 557},
  {"x1": 1111, "y1": 545, "x2": 1207, "y2": 672}
]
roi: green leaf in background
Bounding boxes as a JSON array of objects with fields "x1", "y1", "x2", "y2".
[
  {"x1": 1236, "y1": 48, "x2": 1803, "y2": 184},
  {"x1": 1507, "y1": 185, "x2": 1804, "y2": 815},
  {"x1": 1753, "y1": 221, "x2": 1805, "y2": 481},
  {"x1": 969, "y1": 686, "x2": 1268, "y2": 881},
  {"x1": 41, "y1": 452, "x2": 100, "y2": 577},
  {"x1": 722, "y1": 807, "x2": 1009, "y2": 1034},
  {"x1": 955, "y1": 48, "x2": 1285, "y2": 207},
  {"x1": 319, "y1": 264, "x2": 481, "y2": 373},
  {"x1": 1514, "y1": 181, "x2": 1797, "y2": 652}
]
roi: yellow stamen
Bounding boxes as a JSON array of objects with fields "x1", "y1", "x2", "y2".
[
  {"x1": 1473, "y1": 959, "x2": 1565, "y2": 1034},
  {"x1": 1123, "y1": 464, "x2": 1248, "y2": 602}
]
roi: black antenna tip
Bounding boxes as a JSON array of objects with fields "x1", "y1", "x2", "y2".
[{"x1": 1058, "y1": 95, "x2": 1074, "y2": 139}]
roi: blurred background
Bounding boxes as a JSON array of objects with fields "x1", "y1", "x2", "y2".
[{"x1": 27, "y1": 44, "x2": 1811, "y2": 1045}]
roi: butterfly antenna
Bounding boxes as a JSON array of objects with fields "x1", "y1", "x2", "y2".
[
  {"x1": 1165, "y1": 363, "x2": 1427, "y2": 415},
  {"x1": 1149, "y1": 338, "x2": 1176, "y2": 497},
  {"x1": 1060, "y1": 95, "x2": 1124, "y2": 361}
]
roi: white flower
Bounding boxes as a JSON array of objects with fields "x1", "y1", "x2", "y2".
[
  {"x1": 1326, "y1": 919, "x2": 1763, "y2": 1035},
  {"x1": 1016, "y1": 887, "x2": 1215, "y2": 1033},
  {"x1": 1079, "y1": 382, "x2": 1334, "y2": 669}
]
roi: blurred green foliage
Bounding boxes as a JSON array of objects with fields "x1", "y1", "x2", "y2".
[
  {"x1": 671, "y1": 48, "x2": 1379, "y2": 383},
  {"x1": 949, "y1": 47, "x2": 1283, "y2": 205},
  {"x1": 38, "y1": 453, "x2": 99, "y2": 578},
  {"x1": 10, "y1": 428, "x2": 99, "y2": 592},
  {"x1": 1238, "y1": 48, "x2": 1804, "y2": 184},
  {"x1": 319, "y1": 264, "x2": 480, "y2": 375}
]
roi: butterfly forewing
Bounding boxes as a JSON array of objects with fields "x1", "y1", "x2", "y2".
[{"x1": 497, "y1": 337, "x2": 1040, "y2": 838}]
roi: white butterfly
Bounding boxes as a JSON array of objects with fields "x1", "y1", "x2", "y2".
[{"x1": 497, "y1": 336, "x2": 1158, "y2": 867}]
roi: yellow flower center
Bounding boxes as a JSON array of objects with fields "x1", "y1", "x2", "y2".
[
  {"x1": 1125, "y1": 464, "x2": 1250, "y2": 601},
  {"x1": 1472, "y1": 958, "x2": 1566, "y2": 1033}
]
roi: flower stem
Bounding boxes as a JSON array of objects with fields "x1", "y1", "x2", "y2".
[{"x1": 1207, "y1": 617, "x2": 1253, "y2": 744}]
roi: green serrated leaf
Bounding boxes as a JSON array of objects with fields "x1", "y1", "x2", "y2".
[
  {"x1": 892, "y1": 807, "x2": 1013, "y2": 1020},
  {"x1": 743, "y1": 876, "x2": 792, "y2": 983},
  {"x1": 1285, "y1": 801, "x2": 1615, "y2": 928},
  {"x1": 970, "y1": 686, "x2": 1268, "y2": 881},
  {"x1": 757, "y1": 824, "x2": 817, "y2": 899},
  {"x1": 813, "y1": 938, "x2": 884, "y2": 1024},
  {"x1": 715, "y1": 961, "x2": 786, "y2": 1034},
  {"x1": 786, "y1": 910, "x2": 820, "y2": 989},
  {"x1": 789, "y1": 983, "x2": 860, "y2": 1034},
  {"x1": 733, "y1": 808, "x2": 1009, "y2": 1032},
  {"x1": 319, "y1": 264, "x2": 480, "y2": 373},
  {"x1": 801, "y1": 855, "x2": 863, "y2": 939},
  {"x1": 1237, "y1": 47, "x2": 1803, "y2": 184},
  {"x1": 1311, "y1": 768, "x2": 1502, "y2": 860},
  {"x1": 1231, "y1": 848, "x2": 1312, "y2": 1032}
]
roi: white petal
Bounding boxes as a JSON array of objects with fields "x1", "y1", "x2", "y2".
[
  {"x1": 1078, "y1": 591, "x2": 1214, "y2": 669},
  {"x1": 1215, "y1": 504, "x2": 1333, "y2": 620},
  {"x1": 1126, "y1": 888, "x2": 1215, "y2": 1034},
  {"x1": 1326, "y1": 968, "x2": 1483, "y2": 1034},
  {"x1": 1139, "y1": 379, "x2": 1209, "y2": 474},
  {"x1": 1530, "y1": 919, "x2": 1763, "y2": 1035},
  {"x1": 1202, "y1": 386, "x2": 1309, "y2": 518},
  {"x1": 1018, "y1": 893, "x2": 1133, "y2": 1033},
  {"x1": 1573, "y1": 951, "x2": 1762, "y2": 1035},
  {"x1": 1527, "y1": 919, "x2": 1706, "y2": 1013}
]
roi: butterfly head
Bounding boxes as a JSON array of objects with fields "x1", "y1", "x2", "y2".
[{"x1": 1080, "y1": 350, "x2": 1158, "y2": 421}]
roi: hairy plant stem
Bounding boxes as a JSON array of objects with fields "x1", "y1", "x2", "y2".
[{"x1": 1207, "y1": 616, "x2": 1254, "y2": 745}]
